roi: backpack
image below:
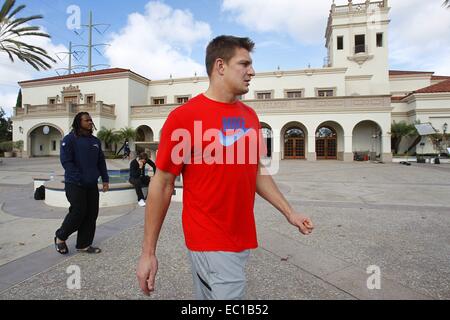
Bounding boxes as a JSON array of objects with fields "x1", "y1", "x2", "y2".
[{"x1": 34, "y1": 185, "x2": 45, "y2": 200}]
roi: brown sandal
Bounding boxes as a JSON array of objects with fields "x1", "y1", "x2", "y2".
[
  {"x1": 77, "y1": 246, "x2": 101, "y2": 254},
  {"x1": 54, "y1": 237, "x2": 68, "y2": 254}
]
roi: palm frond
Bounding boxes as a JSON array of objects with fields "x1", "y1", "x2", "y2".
[
  {"x1": 7, "y1": 3, "x2": 24, "y2": 19},
  {"x1": 0, "y1": 0, "x2": 15, "y2": 21},
  {"x1": 0, "y1": 0, "x2": 55, "y2": 71}
]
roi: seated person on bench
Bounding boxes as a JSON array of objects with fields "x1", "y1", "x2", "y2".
[{"x1": 129, "y1": 152, "x2": 156, "y2": 207}]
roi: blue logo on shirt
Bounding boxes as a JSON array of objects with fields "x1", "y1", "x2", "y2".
[{"x1": 219, "y1": 117, "x2": 250, "y2": 147}]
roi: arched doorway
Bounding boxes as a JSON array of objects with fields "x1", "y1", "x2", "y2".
[
  {"x1": 136, "y1": 125, "x2": 156, "y2": 158},
  {"x1": 284, "y1": 127, "x2": 305, "y2": 159},
  {"x1": 315, "y1": 126, "x2": 337, "y2": 159},
  {"x1": 260, "y1": 123, "x2": 273, "y2": 158},
  {"x1": 28, "y1": 124, "x2": 64, "y2": 157},
  {"x1": 352, "y1": 120, "x2": 382, "y2": 160},
  {"x1": 136, "y1": 125, "x2": 154, "y2": 142}
]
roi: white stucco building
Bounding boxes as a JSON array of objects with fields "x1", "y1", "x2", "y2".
[{"x1": 12, "y1": 0, "x2": 450, "y2": 161}]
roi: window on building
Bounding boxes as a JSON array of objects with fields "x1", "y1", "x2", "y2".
[
  {"x1": 48, "y1": 98, "x2": 56, "y2": 104},
  {"x1": 285, "y1": 90, "x2": 303, "y2": 99},
  {"x1": 317, "y1": 89, "x2": 334, "y2": 97},
  {"x1": 337, "y1": 36, "x2": 344, "y2": 50},
  {"x1": 52, "y1": 140, "x2": 57, "y2": 151},
  {"x1": 152, "y1": 97, "x2": 165, "y2": 105},
  {"x1": 354, "y1": 34, "x2": 366, "y2": 53},
  {"x1": 176, "y1": 96, "x2": 189, "y2": 104},
  {"x1": 85, "y1": 94, "x2": 95, "y2": 104},
  {"x1": 256, "y1": 91, "x2": 272, "y2": 100},
  {"x1": 376, "y1": 33, "x2": 383, "y2": 47}
]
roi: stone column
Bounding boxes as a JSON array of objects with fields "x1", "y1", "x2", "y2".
[
  {"x1": 271, "y1": 129, "x2": 281, "y2": 162},
  {"x1": 96, "y1": 101, "x2": 103, "y2": 113},
  {"x1": 343, "y1": 135, "x2": 353, "y2": 162},
  {"x1": 381, "y1": 134, "x2": 392, "y2": 162},
  {"x1": 307, "y1": 135, "x2": 316, "y2": 161}
]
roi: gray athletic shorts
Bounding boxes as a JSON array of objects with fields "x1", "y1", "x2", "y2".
[{"x1": 187, "y1": 250, "x2": 251, "y2": 300}]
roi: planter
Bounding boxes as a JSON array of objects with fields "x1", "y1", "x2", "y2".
[
  {"x1": 14, "y1": 151, "x2": 22, "y2": 158},
  {"x1": 4, "y1": 151, "x2": 13, "y2": 158}
]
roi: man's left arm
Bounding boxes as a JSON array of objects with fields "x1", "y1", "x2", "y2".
[
  {"x1": 97, "y1": 141, "x2": 109, "y2": 192},
  {"x1": 256, "y1": 162, "x2": 313, "y2": 235}
]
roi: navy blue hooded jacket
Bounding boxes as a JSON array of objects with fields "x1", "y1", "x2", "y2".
[{"x1": 60, "y1": 132, "x2": 109, "y2": 187}]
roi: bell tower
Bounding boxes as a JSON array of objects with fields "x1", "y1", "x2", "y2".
[{"x1": 325, "y1": 0, "x2": 390, "y2": 95}]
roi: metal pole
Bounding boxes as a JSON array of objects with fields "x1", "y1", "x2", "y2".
[
  {"x1": 88, "y1": 11, "x2": 92, "y2": 72},
  {"x1": 68, "y1": 41, "x2": 72, "y2": 74}
]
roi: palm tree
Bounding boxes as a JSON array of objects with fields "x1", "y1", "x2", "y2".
[
  {"x1": 0, "y1": 0, "x2": 56, "y2": 70},
  {"x1": 390, "y1": 121, "x2": 417, "y2": 155},
  {"x1": 116, "y1": 127, "x2": 136, "y2": 155},
  {"x1": 118, "y1": 127, "x2": 136, "y2": 142},
  {"x1": 96, "y1": 127, "x2": 115, "y2": 151}
]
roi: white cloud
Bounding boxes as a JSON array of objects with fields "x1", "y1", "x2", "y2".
[
  {"x1": 0, "y1": 26, "x2": 67, "y2": 116},
  {"x1": 105, "y1": 1, "x2": 212, "y2": 80},
  {"x1": 221, "y1": 0, "x2": 330, "y2": 45},
  {"x1": 221, "y1": 0, "x2": 450, "y2": 75},
  {"x1": 0, "y1": 91, "x2": 19, "y2": 116},
  {"x1": 389, "y1": 0, "x2": 450, "y2": 75}
]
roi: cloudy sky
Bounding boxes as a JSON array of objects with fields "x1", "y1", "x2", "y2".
[{"x1": 1, "y1": 0, "x2": 449, "y2": 115}]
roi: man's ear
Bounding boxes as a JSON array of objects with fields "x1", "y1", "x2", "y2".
[{"x1": 216, "y1": 58, "x2": 225, "y2": 76}]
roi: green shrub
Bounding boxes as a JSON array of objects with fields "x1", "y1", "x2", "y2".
[
  {"x1": 0, "y1": 141, "x2": 13, "y2": 152},
  {"x1": 13, "y1": 140, "x2": 23, "y2": 151}
]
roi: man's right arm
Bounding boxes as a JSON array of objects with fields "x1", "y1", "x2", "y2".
[
  {"x1": 60, "y1": 135, "x2": 81, "y2": 182},
  {"x1": 136, "y1": 169, "x2": 176, "y2": 295}
]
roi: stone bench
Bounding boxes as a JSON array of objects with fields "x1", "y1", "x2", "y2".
[{"x1": 33, "y1": 178, "x2": 183, "y2": 208}]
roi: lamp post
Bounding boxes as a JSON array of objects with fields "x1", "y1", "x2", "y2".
[{"x1": 443, "y1": 122, "x2": 448, "y2": 154}]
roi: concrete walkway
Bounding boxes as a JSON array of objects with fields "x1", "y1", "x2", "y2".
[{"x1": 0, "y1": 157, "x2": 449, "y2": 299}]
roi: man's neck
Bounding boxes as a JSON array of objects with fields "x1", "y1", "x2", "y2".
[
  {"x1": 78, "y1": 129, "x2": 91, "y2": 137},
  {"x1": 204, "y1": 86, "x2": 238, "y2": 104}
]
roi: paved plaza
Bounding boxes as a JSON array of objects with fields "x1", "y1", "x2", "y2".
[{"x1": 0, "y1": 157, "x2": 449, "y2": 300}]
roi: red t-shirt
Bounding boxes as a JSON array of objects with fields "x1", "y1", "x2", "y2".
[{"x1": 156, "y1": 94, "x2": 265, "y2": 252}]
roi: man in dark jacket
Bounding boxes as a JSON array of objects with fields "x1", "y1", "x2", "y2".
[
  {"x1": 129, "y1": 152, "x2": 156, "y2": 207},
  {"x1": 54, "y1": 112, "x2": 109, "y2": 255}
]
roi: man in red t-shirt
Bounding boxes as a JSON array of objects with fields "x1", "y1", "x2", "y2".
[{"x1": 137, "y1": 35, "x2": 314, "y2": 299}]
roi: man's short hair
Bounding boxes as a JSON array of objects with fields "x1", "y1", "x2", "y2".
[
  {"x1": 139, "y1": 152, "x2": 148, "y2": 160},
  {"x1": 205, "y1": 35, "x2": 255, "y2": 77}
]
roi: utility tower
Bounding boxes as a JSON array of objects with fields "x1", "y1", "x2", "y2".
[{"x1": 75, "y1": 11, "x2": 110, "y2": 71}]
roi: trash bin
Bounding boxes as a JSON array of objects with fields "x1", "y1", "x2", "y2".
[{"x1": 434, "y1": 157, "x2": 440, "y2": 164}]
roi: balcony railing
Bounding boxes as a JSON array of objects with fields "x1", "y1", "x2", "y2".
[
  {"x1": 130, "y1": 103, "x2": 180, "y2": 118},
  {"x1": 13, "y1": 101, "x2": 115, "y2": 118},
  {"x1": 332, "y1": 1, "x2": 385, "y2": 14},
  {"x1": 354, "y1": 44, "x2": 368, "y2": 54}
]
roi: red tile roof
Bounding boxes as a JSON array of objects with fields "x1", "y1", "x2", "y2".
[
  {"x1": 391, "y1": 78, "x2": 450, "y2": 101},
  {"x1": 391, "y1": 96, "x2": 406, "y2": 102},
  {"x1": 431, "y1": 75, "x2": 450, "y2": 80},
  {"x1": 19, "y1": 68, "x2": 150, "y2": 84},
  {"x1": 413, "y1": 79, "x2": 450, "y2": 94},
  {"x1": 389, "y1": 70, "x2": 434, "y2": 76}
]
